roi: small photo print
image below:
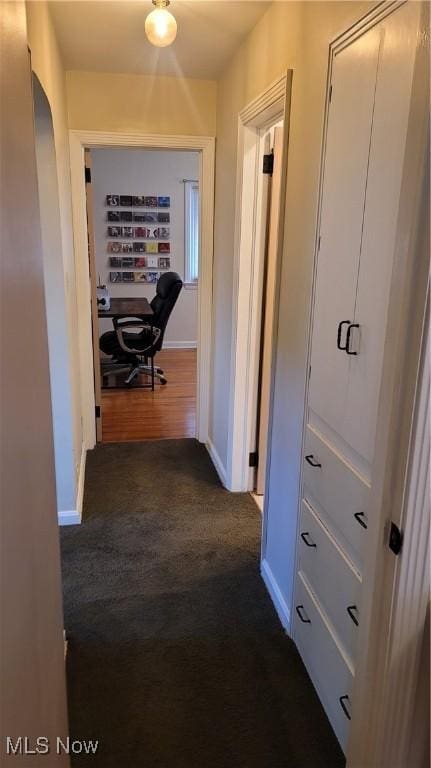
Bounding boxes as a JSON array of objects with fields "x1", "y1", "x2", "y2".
[
  {"x1": 107, "y1": 210, "x2": 120, "y2": 222},
  {"x1": 146, "y1": 255, "x2": 158, "y2": 268},
  {"x1": 120, "y1": 211, "x2": 133, "y2": 222},
  {"x1": 135, "y1": 271, "x2": 148, "y2": 282},
  {"x1": 122, "y1": 271, "x2": 135, "y2": 282},
  {"x1": 144, "y1": 196, "x2": 158, "y2": 208},
  {"x1": 109, "y1": 271, "x2": 122, "y2": 282},
  {"x1": 122, "y1": 242, "x2": 133, "y2": 254},
  {"x1": 134, "y1": 257, "x2": 146, "y2": 268},
  {"x1": 108, "y1": 226, "x2": 122, "y2": 238},
  {"x1": 158, "y1": 196, "x2": 170, "y2": 208},
  {"x1": 154, "y1": 227, "x2": 170, "y2": 239},
  {"x1": 146, "y1": 242, "x2": 158, "y2": 254},
  {"x1": 106, "y1": 195, "x2": 119, "y2": 206},
  {"x1": 146, "y1": 271, "x2": 160, "y2": 283},
  {"x1": 157, "y1": 212, "x2": 170, "y2": 223},
  {"x1": 122, "y1": 257, "x2": 134, "y2": 268},
  {"x1": 158, "y1": 257, "x2": 170, "y2": 269},
  {"x1": 133, "y1": 241, "x2": 146, "y2": 253},
  {"x1": 135, "y1": 227, "x2": 151, "y2": 239},
  {"x1": 109, "y1": 257, "x2": 122, "y2": 268},
  {"x1": 123, "y1": 226, "x2": 134, "y2": 238},
  {"x1": 108, "y1": 241, "x2": 122, "y2": 253},
  {"x1": 134, "y1": 212, "x2": 156, "y2": 223},
  {"x1": 132, "y1": 196, "x2": 145, "y2": 207},
  {"x1": 120, "y1": 195, "x2": 133, "y2": 207},
  {"x1": 158, "y1": 242, "x2": 170, "y2": 253}
]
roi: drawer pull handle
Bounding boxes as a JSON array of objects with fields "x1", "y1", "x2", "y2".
[
  {"x1": 347, "y1": 605, "x2": 359, "y2": 626},
  {"x1": 354, "y1": 511, "x2": 368, "y2": 530},
  {"x1": 339, "y1": 695, "x2": 352, "y2": 721},
  {"x1": 346, "y1": 323, "x2": 360, "y2": 355},
  {"x1": 305, "y1": 454, "x2": 322, "y2": 468},
  {"x1": 301, "y1": 532, "x2": 317, "y2": 548},
  {"x1": 295, "y1": 605, "x2": 311, "y2": 624},
  {"x1": 337, "y1": 320, "x2": 351, "y2": 350}
]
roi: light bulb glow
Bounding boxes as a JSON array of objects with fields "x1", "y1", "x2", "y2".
[{"x1": 145, "y1": 7, "x2": 177, "y2": 47}]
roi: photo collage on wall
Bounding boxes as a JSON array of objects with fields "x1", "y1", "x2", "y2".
[{"x1": 106, "y1": 195, "x2": 171, "y2": 283}]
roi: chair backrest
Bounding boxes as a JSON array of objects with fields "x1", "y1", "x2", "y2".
[{"x1": 150, "y1": 272, "x2": 183, "y2": 351}]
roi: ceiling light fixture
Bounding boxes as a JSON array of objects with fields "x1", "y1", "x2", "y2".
[{"x1": 145, "y1": 0, "x2": 177, "y2": 48}]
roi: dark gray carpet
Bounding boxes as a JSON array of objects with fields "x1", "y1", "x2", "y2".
[{"x1": 61, "y1": 439, "x2": 344, "y2": 768}]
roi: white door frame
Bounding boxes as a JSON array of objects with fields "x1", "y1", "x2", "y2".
[
  {"x1": 226, "y1": 73, "x2": 292, "y2": 492},
  {"x1": 69, "y1": 130, "x2": 215, "y2": 450}
]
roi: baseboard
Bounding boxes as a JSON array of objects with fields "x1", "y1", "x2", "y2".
[
  {"x1": 58, "y1": 509, "x2": 81, "y2": 526},
  {"x1": 162, "y1": 340, "x2": 197, "y2": 349},
  {"x1": 206, "y1": 438, "x2": 227, "y2": 487},
  {"x1": 261, "y1": 557, "x2": 291, "y2": 633},
  {"x1": 76, "y1": 443, "x2": 87, "y2": 517},
  {"x1": 58, "y1": 444, "x2": 86, "y2": 527}
]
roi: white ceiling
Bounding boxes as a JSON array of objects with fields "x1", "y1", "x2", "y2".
[{"x1": 49, "y1": 1, "x2": 270, "y2": 80}]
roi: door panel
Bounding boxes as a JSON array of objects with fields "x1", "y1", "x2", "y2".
[
  {"x1": 343, "y1": 2, "x2": 421, "y2": 465},
  {"x1": 257, "y1": 126, "x2": 284, "y2": 495},
  {"x1": 84, "y1": 149, "x2": 103, "y2": 442},
  {"x1": 308, "y1": 28, "x2": 380, "y2": 440}
]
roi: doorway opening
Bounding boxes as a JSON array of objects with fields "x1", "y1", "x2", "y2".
[
  {"x1": 69, "y1": 131, "x2": 215, "y2": 454},
  {"x1": 85, "y1": 146, "x2": 199, "y2": 443},
  {"x1": 226, "y1": 73, "x2": 292, "y2": 499}
]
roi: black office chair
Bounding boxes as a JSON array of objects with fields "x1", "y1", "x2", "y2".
[{"x1": 99, "y1": 272, "x2": 183, "y2": 386}]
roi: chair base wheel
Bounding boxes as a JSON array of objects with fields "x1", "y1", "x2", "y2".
[{"x1": 160, "y1": 377, "x2": 167, "y2": 385}]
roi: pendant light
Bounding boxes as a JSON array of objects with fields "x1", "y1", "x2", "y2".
[{"x1": 145, "y1": 0, "x2": 177, "y2": 48}]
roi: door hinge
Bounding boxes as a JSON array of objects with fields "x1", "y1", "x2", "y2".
[
  {"x1": 249, "y1": 451, "x2": 259, "y2": 468},
  {"x1": 95, "y1": 405, "x2": 101, "y2": 418},
  {"x1": 85, "y1": 166, "x2": 92, "y2": 184},
  {"x1": 389, "y1": 521, "x2": 403, "y2": 555},
  {"x1": 329, "y1": 84, "x2": 333, "y2": 103},
  {"x1": 263, "y1": 151, "x2": 274, "y2": 176}
]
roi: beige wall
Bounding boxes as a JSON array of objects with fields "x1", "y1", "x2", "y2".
[
  {"x1": 210, "y1": 0, "x2": 374, "y2": 470},
  {"x1": 1, "y1": 1, "x2": 69, "y2": 756},
  {"x1": 66, "y1": 70, "x2": 217, "y2": 135},
  {"x1": 26, "y1": 0, "x2": 84, "y2": 505}
]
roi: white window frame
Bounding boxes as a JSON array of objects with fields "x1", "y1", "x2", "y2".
[{"x1": 184, "y1": 180, "x2": 199, "y2": 287}]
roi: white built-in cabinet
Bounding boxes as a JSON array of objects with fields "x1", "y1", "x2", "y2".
[{"x1": 291, "y1": 2, "x2": 421, "y2": 753}]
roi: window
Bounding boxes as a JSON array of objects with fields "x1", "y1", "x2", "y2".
[{"x1": 184, "y1": 181, "x2": 199, "y2": 285}]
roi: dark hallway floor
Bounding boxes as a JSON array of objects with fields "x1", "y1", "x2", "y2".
[{"x1": 61, "y1": 439, "x2": 344, "y2": 768}]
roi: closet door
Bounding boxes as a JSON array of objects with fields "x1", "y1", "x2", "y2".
[
  {"x1": 343, "y1": 2, "x2": 421, "y2": 467},
  {"x1": 308, "y1": 27, "x2": 380, "y2": 441}
]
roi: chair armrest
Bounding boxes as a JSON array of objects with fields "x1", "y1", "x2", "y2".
[{"x1": 112, "y1": 318, "x2": 161, "y2": 355}]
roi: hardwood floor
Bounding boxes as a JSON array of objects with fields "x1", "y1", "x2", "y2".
[{"x1": 101, "y1": 348, "x2": 196, "y2": 443}]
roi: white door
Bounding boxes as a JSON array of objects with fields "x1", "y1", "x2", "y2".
[
  {"x1": 308, "y1": 27, "x2": 380, "y2": 448},
  {"x1": 342, "y1": 2, "x2": 421, "y2": 467},
  {"x1": 256, "y1": 125, "x2": 284, "y2": 496}
]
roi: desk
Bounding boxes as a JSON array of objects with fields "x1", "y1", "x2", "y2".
[
  {"x1": 98, "y1": 297, "x2": 155, "y2": 390},
  {"x1": 98, "y1": 297, "x2": 153, "y2": 319}
]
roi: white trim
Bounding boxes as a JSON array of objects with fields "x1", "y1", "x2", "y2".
[
  {"x1": 162, "y1": 340, "x2": 197, "y2": 349},
  {"x1": 206, "y1": 438, "x2": 227, "y2": 487},
  {"x1": 226, "y1": 73, "x2": 292, "y2": 492},
  {"x1": 261, "y1": 558, "x2": 290, "y2": 632},
  {"x1": 58, "y1": 509, "x2": 81, "y2": 526},
  {"x1": 69, "y1": 130, "x2": 215, "y2": 448},
  {"x1": 58, "y1": 443, "x2": 86, "y2": 526},
  {"x1": 379, "y1": 297, "x2": 430, "y2": 765}
]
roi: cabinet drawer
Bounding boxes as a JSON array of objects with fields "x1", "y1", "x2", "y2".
[
  {"x1": 303, "y1": 425, "x2": 369, "y2": 572},
  {"x1": 298, "y1": 500, "x2": 361, "y2": 667},
  {"x1": 294, "y1": 572, "x2": 353, "y2": 753}
]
